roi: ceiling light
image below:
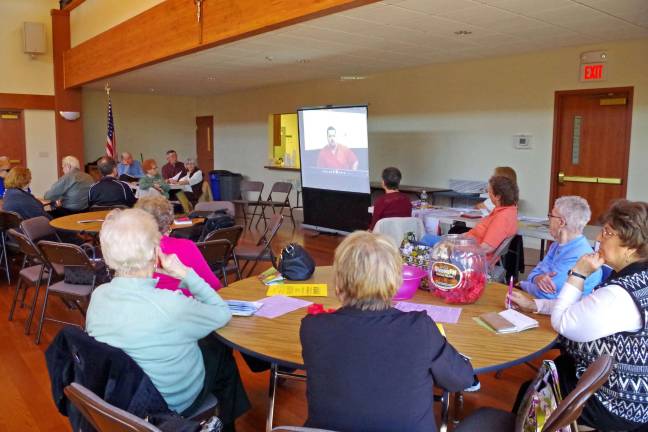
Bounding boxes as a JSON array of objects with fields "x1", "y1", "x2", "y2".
[
  {"x1": 340, "y1": 75, "x2": 367, "y2": 81},
  {"x1": 207, "y1": 76, "x2": 217, "y2": 81},
  {"x1": 296, "y1": 58, "x2": 310, "y2": 64},
  {"x1": 454, "y1": 30, "x2": 472, "y2": 35},
  {"x1": 148, "y1": 88, "x2": 155, "y2": 92},
  {"x1": 265, "y1": 56, "x2": 274, "y2": 62}
]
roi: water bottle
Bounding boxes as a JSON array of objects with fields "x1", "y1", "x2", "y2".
[{"x1": 420, "y1": 190, "x2": 428, "y2": 204}]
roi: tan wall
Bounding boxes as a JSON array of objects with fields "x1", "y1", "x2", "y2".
[
  {"x1": 82, "y1": 90, "x2": 197, "y2": 166},
  {"x1": 196, "y1": 38, "x2": 648, "y2": 218},
  {"x1": 0, "y1": 0, "x2": 59, "y2": 195},
  {"x1": 70, "y1": 0, "x2": 165, "y2": 47}
]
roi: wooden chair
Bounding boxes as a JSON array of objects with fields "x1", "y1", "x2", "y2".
[
  {"x1": 232, "y1": 180, "x2": 264, "y2": 229},
  {"x1": 258, "y1": 182, "x2": 295, "y2": 228},
  {"x1": 6, "y1": 229, "x2": 50, "y2": 335},
  {"x1": 204, "y1": 225, "x2": 244, "y2": 282},
  {"x1": 196, "y1": 239, "x2": 234, "y2": 286},
  {"x1": 234, "y1": 214, "x2": 283, "y2": 277},
  {"x1": 0, "y1": 210, "x2": 23, "y2": 283},
  {"x1": 34, "y1": 241, "x2": 100, "y2": 344},
  {"x1": 454, "y1": 354, "x2": 614, "y2": 432}
]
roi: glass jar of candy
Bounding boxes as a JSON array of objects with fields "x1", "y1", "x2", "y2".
[{"x1": 428, "y1": 235, "x2": 487, "y2": 304}]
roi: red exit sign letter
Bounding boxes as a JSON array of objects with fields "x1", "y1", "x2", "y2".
[{"x1": 580, "y1": 63, "x2": 606, "y2": 81}]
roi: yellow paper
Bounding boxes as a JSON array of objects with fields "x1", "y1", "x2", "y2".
[
  {"x1": 436, "y1": 323, "x2": 446, "y2": 337},
  {"x1": 266, "y1": 284, "x2": 328, "y2": 297}
]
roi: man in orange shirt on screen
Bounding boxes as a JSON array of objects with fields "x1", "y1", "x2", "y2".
[{"x1": 316, "y1": 126, "x2": 359, "y2": 170}]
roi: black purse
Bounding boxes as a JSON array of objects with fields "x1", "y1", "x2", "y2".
[{"x1": 276, "y1": 243, "x2": 315, "y2": 281}]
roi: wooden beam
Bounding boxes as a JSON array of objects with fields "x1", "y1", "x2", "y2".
[
  {"x1": 63, "y1": 0, "x2": 378, "y2": 88},
  {"x1": 0, "y1": 94, "x2": 55, "y2": 110}
]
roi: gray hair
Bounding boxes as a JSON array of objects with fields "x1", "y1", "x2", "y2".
[
  {"x1": 185, "y1": 157, "x2": 196, "y2": 165},
  {"x1": 554, "y1": 196, "x2": 591, "y2": 233},
  {"x1": 62, "y1": 155, "x2": 80, "y2": 170},
  {"x1": 134, "y1": 195, "x2": 174, "y2": 234}
]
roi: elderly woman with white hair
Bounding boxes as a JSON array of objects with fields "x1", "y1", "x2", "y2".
[
  {"x1": 178, "y1": 157, "x2": 203, "y2": 204},
  {"x1": 44, "y1": 155, "x2": 94, "y2": 216},
  {"x1": 518, "y1": 195, "x2": 602, "y2": 299},
  {"x1": 86, "y1": 209, "x2": 250, "y2": 430}
]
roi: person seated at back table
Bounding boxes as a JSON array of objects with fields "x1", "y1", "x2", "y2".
[
  {"x1": 139, "y1": 159, "x2": 170, "y2": 198},
  {"x1": 86, "y1": 208, "x2": 250, "y2": 430},
  {"x1": 368, "y1": 166, "x2": 412, "y2": 230},
  {"x1": 44, "y1": 155, "x2": 94, "y2": 217},
  {"x1": 300, "y1": 231, "x2": 474, "y2": 432},
  {"x1": 2, "y1": 167, "x2": 51, "y2": 220},
  {"x1": 178, "y1": 158, "x2": 203, "y2": 205},
  {"x1": 135, "y1": 195, "x2": 221, "y2": 295},
  {"x1": 476, "y1": 166, "x2": 517, "y2": 214},
  {"x1": 520, "y1": 195, "x2": 602, "y2": 299},
  {"x1": 421, "y1": 175, "x2": 518, "y2": 261},
  {"x1": 88, "y1": 156, "x2": 137, "y2": 208},
  {"x1": 161, "y1": 149, "x2": 186, "y2": 182},
  {"x1": 117, "y1": 151, "x2": 144, "y2": 181}
]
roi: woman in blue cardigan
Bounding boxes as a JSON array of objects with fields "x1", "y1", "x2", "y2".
[
  {"x1": 2, "y1": 167, "x2": 51, "y2": 220},
  {"x1": 300, "y1": 231, "x2": 474, "y2": 432}
]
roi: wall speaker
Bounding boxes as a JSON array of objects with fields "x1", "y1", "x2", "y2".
[{"x1": 23, "y1": 22, "x2": 46, "y2": 57}]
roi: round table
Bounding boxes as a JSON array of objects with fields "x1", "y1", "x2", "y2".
[
  {"x1": 49, "y1": 210, "x2": 204, "y2": 233},
  {"x1": 215, "y1": 266, "x2": 557, "y2": 373}
]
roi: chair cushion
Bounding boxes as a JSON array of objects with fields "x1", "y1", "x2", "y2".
[
  {"x1": 19, "y1": 264, "x2": 48, "y2": 284},
  {"x1": 454, "y1": 408, "x2": 515, "y2": 432},
  {"x1": 48, "y1": 280, "x2": 93, "y2": 297}
]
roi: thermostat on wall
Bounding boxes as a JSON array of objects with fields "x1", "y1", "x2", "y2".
[{"x1": 514, "y1": 134, "x2": 532, "y2": 149}]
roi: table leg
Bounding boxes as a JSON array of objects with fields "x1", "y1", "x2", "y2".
[
  {"x1": 266, "y1": 363, "x2": 278, "y2": 432},
  {"x1": 439, "y1": 390, "x2": 449, "y2": 432}
]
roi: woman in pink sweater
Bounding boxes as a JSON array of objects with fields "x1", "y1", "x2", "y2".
[{"x1": 135, "y1": 196, "x2": 221, "y2": 296}]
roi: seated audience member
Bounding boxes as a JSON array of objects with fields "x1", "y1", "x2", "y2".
[
  {"x1": 139, "y1": 159, "x2": 170, "y2": 198},
  {"x1": 2, "y1": 167, "x2": 51, "y2": 220},
  {"x1": 520, "y1": 196, "x2": 602, "y2": 299},
  {"x1": 178, "y1": 158, "x2": 203, "y2": 205},
  {"x1": 476, "y1": 166, "x2": 517, "y2": 213},
  {"x1": 301, "y1": 231, "x2": 474, "y2": 432},
  {"x1": 135, "y1": 196, "x2": 221, "y2": 294},
  {"x1": 161, "y1": 149, "x2": 186, "y2": 182},
  {"x1": 44, "y1": 156, "x2": 94, "y2": 217},
  {"x1": 422, "y1": 175, "x2": 518, "y2": 260},
  {"x1": 510, "y1": 200, "x2": 648, "y2": 431},
  {"x1": 0, "y1": 156, "x2": 10, "y2": 198},
  {"x1": 88, "y1": 156, "x2": 137, "y2": 208},
  {"x1": 86, "y1": 209, "x2": 250, "y2": 429},
  {"x1": 368, "y1": 166, "x2": 412, "y2": 230},
  {"x1": 117, "y1": 151, "x2": 144, "y2": 180}
]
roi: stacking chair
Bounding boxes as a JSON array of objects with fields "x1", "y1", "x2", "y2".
[
  {"x1": 204, "y1": 225, "x2": 244, "y2": 282},
  {"x1": 196, "y1": 239, "x2": 234, "y2": 286},
  {"x1": 232, "y1": 180, "x2": 264, "y2": 229},
  {"x1": 6, "y1": 229, "x2": 50, "y2": 334},
  {"x1": 21, "y1": 215, "x2": 62, "y2": 244},
  {"x1": 0, "y1": 210, "x2": 23, "y2": 283},
  {"x1": 234, "y1": 214, "x2": 283, "y2": 277},
  {"x1": 35, "y1": 241, "x2": 99, "y2": 344},
  {"x1": 258, "y1": 182, "x2": 295, "y2": 228},
  {"x1": 488, "y1": 235, "x2": 515, "y2": 283},
  {"x1": 194, "y1": 200, "x2": 235, "y2": 217},
  {"x1": 455, "y1": 354, "x2": 614, "y2": 432}
]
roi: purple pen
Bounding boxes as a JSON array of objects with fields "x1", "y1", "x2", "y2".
[{"x1": 507, "y1": 276, "x2": 513, "y2": 309}]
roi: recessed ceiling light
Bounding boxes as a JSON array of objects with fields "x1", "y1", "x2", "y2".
[
  {"x1": 264, "y1": 56, "x2": 274, "y2": 62},
  {"x1": 148, "y1": 88, "x2": 155, "y2": 92},
  {"x1": 454, "y1": 30, "x2": 472, "y2": 35},
  {"x1": 340, "y1": 75, "x2": 366, "y2": 81},
  {"x1": 207, "y1": 76, "x2": 217, "y2": 81},
  {"x1": 296, "y1": 58, "x2": 310, "y2": 64}
]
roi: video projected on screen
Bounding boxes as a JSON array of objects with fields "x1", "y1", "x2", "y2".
[{"x1": 298, "y1": 105, "x2": 369, "y2": 194}]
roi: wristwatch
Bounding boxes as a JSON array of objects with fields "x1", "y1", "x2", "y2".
[{"x1": 567, "y1": 269, "x2": 587, "y2": 280}]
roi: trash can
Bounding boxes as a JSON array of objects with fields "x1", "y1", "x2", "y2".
[{"x1": 208, "y1": 170, "x2": 243, "y2": 201}]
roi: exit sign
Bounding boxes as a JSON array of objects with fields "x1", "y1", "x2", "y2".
[{"x1": 580, "y1": 63, "x2": 606, "y2": 81}]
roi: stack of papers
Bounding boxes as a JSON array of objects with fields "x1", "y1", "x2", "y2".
[
  {"x1": 258, "y1": 267, "x2": 284, "y2": 285},
  {"x1": 477, "y1": 309, "x2": 539, "y2": 334}
]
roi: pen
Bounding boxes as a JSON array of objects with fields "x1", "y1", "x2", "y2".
[{"x1": 507, "y1": 276, "x2": 513, "y2": 309}]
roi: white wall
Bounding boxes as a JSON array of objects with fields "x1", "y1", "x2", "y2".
[
  {"x1": 196, "y1": 38, "x2": 648, "y2": 218},
  {"x1": 82, "y1": 90, "x2": 197, "y2": 165}
]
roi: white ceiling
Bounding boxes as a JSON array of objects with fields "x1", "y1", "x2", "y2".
[{"x1": 85, "y1": 0, "x2": 648, "y2": 95}]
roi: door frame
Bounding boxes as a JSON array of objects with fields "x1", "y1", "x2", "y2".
[{"x1": 548, "y1": 86, "x2": 633, "y2": 211}]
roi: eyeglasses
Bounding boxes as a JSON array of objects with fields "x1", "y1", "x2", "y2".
[
  {"x1": 601, "y1": 226, "x2": 617, "y2": 239},
  {"x1": 547, "y1": 213, "x2": 562, "y2": 220}
]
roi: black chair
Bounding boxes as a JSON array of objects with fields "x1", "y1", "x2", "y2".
[
  {"x1": 0, "y1": 210, "x2": 23, "y2": 283},
  {"x1": 234, "y1": 215, "x2": 283, "y2": 277},
  {"x1": 204, "y1": 225, "x2": 244, "y2": 282},
  {"x1": 196, "y1": 239, "x2": 234, "y2": 287}
]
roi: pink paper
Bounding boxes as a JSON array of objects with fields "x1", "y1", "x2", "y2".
[
  {"x1": 254, "y1": 295, "x2": 312, "y2": 319},
  {"x1": 394, "y1": 302, "x2": 462, "y2": 324}
]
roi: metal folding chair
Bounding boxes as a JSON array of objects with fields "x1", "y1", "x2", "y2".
[
  {"x1": 258, "y1": 182, "x2": 295, "y2": 228},
  {"x1": 203, "y1": 225, "x2": 244, "y2": 282},
  {"x1": 232, "y1": 180, "x2": 264, "y2": 229},
  {"x1": 21, "y1": 215, "x2": 62, "y2": 244},
  {"x1": 196, "y1": 239, "x2": 234, "y2": 286},
  {"x1": 0, "y1": 210, "x2": 23, "y2": 283},
  {"x1": 234, "y1": 215, "x2": 283, "y2": 277}
]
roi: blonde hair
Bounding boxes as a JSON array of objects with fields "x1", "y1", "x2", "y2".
[
  {"x1": 135, "y1": 195, "x2": 174, "y2": 234},
  {"x1": 5, "y1": 167, "x2": 31, "y2": 189},
  {"x1": 334, "y1": 231, "x2": 402, "y2": 311},
  {"x1": 99, "y1": 208, "x2": 161, "y2": 275},
  {"x1": 62, "y1": 156, "x2": 80, "y2": 170},
  {"x1": 494, "y1": 166, "x2": 517, "y2": 183}
]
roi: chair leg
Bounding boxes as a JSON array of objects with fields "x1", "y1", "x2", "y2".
[
  {"x1": 246, "y1": 259, "x2": 260, "y2": 278},
  {"x1": 25, "y1": 278, "x2": 43, "y2": 335},
  {"x1": 266, "y1": 364, "x2": 278, "y2": 432},
  {"x1": 222, "y1": 264, "x2": 228, "y2": 287},
  {"x1": 439, "y1": 390, "x2": 449, "y2": 432},
  {"x1": 233, "y1": 254, "x2": 242, "y2": 281},
  {"x1": 8, "y1": 277, "x2": 23, "y2": 321},
  {"x1": 1, "y1": 235, "x2": 11, "y2": 285},
  {"x1": 35, "y1": 272, "x2": 53, "y2": 345}
]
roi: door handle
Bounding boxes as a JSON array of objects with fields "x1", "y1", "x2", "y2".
[
  {"x1": 9, "y1": 159, "x2": 21, "y2": 164},
  {"x1": 558, "y1": 172, "x2": 623, "y2": 185}
]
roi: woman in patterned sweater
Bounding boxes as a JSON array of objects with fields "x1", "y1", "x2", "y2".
[{"x1": 511, "y1": 200, "x2": 648, "y2": 430}]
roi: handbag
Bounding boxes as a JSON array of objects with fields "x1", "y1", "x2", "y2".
[
  {"x1": 276, "y1": 243, "x2": 315, "y2": 281},
  {"x1": 63, "y1": 261, "x2": 111, "y2": 286}
]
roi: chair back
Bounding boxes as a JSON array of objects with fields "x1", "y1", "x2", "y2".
[
  {"x1": 196, "y1": 239, "x2": 233, "y2": 268},
  {"x1": 240, "y1": 180, "x2": 264, "y2": 201},
  {"x1": 542, "y1": 354, "x2": 614, "y2": 432},
  {"x1": 21, "y1": 216, "x2": 61, "y2": 243},
  {"x1": 373, "y1": 217, "x2": 425, "y2": 247},
  {"x1": 488, "y1": 235, "x2": 515, "y2": 269},
  {"x1": 6, "y1": 228, "x2": 44, "y2": 262},
  {"x1": 194, "y1": 201, "x2": 235, "y2": 217},
  {"x1": 269, "y1": 181, "x2": 292, "y2": 195},
  {"x1": 0, "y1": 209, "x2": 23, "y2": 231},
  {"x1": 259, "y1": 214, "x2": 284, "y2": 246},
  {"x1": 204, "y1": 225, "x2": 243, "y2": 247},
  {"x1": 38, "y1": 240, "x2": 95, "y2": 277},
  {"x1": 64, "y1": 383, "x2": 161, "y2": 432}
]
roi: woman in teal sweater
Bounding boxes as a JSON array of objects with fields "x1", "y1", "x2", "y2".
[
  {"x1": 86, "y1": 208, "x2": 249, "y2": 429},
  {"x1": 139, "y1": 159, "x2": 171, "y2": 198}
]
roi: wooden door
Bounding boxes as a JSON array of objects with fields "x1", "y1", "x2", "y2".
[
  {"x1": 550, "y1": 87, "x2": 633, "y2": 223},
  {"x1": 196, "y1": 116, "x2": 214, "y2": 173},
  {"x1": 0, "y1": 110, "x2": 27, "y2": 168}
]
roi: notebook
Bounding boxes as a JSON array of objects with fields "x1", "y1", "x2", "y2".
[{"x1": 478, "y1": 309, "x2": 539, "y2": 334}]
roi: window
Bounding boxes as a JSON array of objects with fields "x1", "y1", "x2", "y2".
[{"x1": 267, "y1": 113, "x2": 300, "y2": 168}]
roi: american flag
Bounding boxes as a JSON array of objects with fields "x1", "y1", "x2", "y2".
[{"x1": 105, "y1": 95, "x2": 116, "y2": 158}]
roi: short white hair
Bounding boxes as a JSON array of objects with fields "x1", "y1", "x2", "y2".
[
  {"x1": 62, "y1": 156, "x2": 80, "y2": 170},
  {"x1": 185, "y1": 157, "x2": 196, "y2": 165},
  {"x1": 554, "y1": 196, "x2": 591, "y2": 233},
  {"x1": 99, "y1": 208, "x2": 161, "y2": 275}
]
